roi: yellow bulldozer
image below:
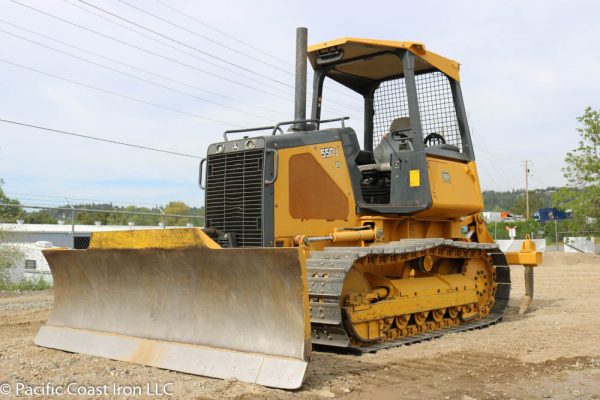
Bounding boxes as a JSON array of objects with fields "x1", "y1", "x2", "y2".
[{"x1": 35, "y1": 29, "x2": 542, "y2": 389}]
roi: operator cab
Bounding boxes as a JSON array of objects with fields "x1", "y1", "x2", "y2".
[{"x1": 307, "y1": 38, "x2": 477, "y2": 213}]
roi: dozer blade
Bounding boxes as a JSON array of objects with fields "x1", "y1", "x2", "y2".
[{"x1": 35, "y1": 229, "x2": 311, "y2": 389}]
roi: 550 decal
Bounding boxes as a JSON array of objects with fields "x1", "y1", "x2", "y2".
[
  {"x1": 319, "y1": 146, "x2": 342, "y2": 168},
  {"x1": 320, "y1": 147, "x2": 338, "y2": 158}
]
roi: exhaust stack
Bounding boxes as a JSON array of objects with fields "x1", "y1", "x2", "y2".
[{"x1": 294, "y1": 27, "x2": 308, "y2": 131}]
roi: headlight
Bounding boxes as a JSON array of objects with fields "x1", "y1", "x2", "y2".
[{"x1": 245, "y1": 139, "x2": 256, "y2": 149}]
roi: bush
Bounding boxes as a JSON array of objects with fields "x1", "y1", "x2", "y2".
[
  {"x1": 0, "y1": 276, "x2": 52, "y2": 291},
  {"x1": 0, "y1": 243, "x2": 22, "y2": 287},
  {"x1": 486, "y1": 220, "x2": 543, "y2": 240},
  {"x1": 485, "y1": 219, "x2": 576, "y2": 244},
  {"x1": 0, "y1": 240, "x2": 52, "y2": 291}
]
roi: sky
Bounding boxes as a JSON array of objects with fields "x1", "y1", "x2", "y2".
[{"x1": 0, "y1": 0, "x2": 599, "y2": 209}]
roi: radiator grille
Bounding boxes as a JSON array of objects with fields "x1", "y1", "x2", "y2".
[{"x1": 205, "y1": 149, "x2": 264, "y2": 247}]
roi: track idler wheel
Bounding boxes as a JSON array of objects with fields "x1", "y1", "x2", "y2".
[
  {"x1": 414, "y1": 311, "x2": 429, "y2": 326},
  {"x1": 432, "y1": 308, "x2": 446, "y2": 323},
  {"x1": 461, "y1": 304, "x2": 479, "y2": 321},
  {"x1": 395, "y1": 314, "x2": 409, "y2": 329},
  {"x1": 382, "y1": 318, "x2": 394, "y2": 331},
  {"x1": 448, "y1": 306, "x2": 461, "y2": 319},
  {"x1": 412, "y1": 255, "x2": 435, "y2": 273}
]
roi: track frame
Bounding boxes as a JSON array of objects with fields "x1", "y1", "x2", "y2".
[{"x1": 307, "y1": 239, "x2": 511, "y2": 351}]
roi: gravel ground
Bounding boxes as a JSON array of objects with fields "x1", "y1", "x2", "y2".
[{"x1": 0, "y1": 252, "x2": 599, "y2": 399}]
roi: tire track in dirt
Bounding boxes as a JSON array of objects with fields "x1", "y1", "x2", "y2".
[
  {"x1": 0, "y1": 253, "x2": 599, "y2": 399},
  {"x1": 343, "y1": 353, "x2": 600, "y2": 399}
]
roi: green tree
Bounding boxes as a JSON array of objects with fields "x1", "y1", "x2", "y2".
[
  {"x1": 0, "y1": 180, "x2": 24, "y2": 223},
  {"x1": 490, "y1": 220, "x2": 544, "y2": 240},
  {"x1": 553, "y1": 107, "x2": 600, "y2": 233},
  {"x1": 76, "y1": 211, "x2": 106, "y2": 225},
  {"x1": 511, "y1": 191, "x2": 544, "y2": 218},
  {"x1": 0, "y1": 243, "x2": 21, "y2": 287},
  {"x1": 23, "y1": 211, "x2": 57, "y2": 224},
  {"x1": 0, "y1": 225, "x2": 23, "y2": 287},
  {"x1": 164, "y1": 201, "x2": 192, "y2": 226}
]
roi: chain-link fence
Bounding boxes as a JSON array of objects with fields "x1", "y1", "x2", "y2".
[
  {"x1": 552, "y1": 231, "x2": 599, "y2": 254},
  {"x1": 0, "y1": 203, "x2": 204, "y2": 250},
  {"x1": 487, "y1": 219, "x2": 599, "y2": 254}
]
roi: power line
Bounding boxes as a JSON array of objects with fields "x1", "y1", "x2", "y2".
[
  {"x1": 64, "y1": 0, "x2": 291, "y2": 96},
  {"x1": 4, "y1": 197, "x2": 70, "y2": 207},
  {"x1": 470, "y1": 127, "x2": 520, "y2": 188},
  {"x1": 471, "y1": 133, "x2": 522, "y2": 162},
  {"x1": 65, "y1": 0, "x2": 362, "y2": 115},
  {"x1": 0, "y1": 202, "x2": 203, "y2": 219},
  {"x1": 476, "y1": 149, "x2": 515, "y2": 189},
  {"x1": 530, "y1": 174, "x2": 551, "y2": 189},
  {"x1": 150, "y1": 0, "x2": 360, "y2": 104},
  {"x1": 80, "y1": 0, "x2": 294, "y2": 85},
  {"x1": 0, "y1": 28, "x2": 272, "y2": 122},
  {"x1": 476, "y1": 160, "x2": 502, "y2": 189},
  {"x1": 3, "y1": 31, "x2": 364, "y2": 127},
  {"x1": 0, "y1": 19, "x2": 287, "y2": 117},
  {"x1": 112, "y1": 0, "x2": 292, "y2": 75},
  {"x1": 0, "y1": 118, "x2": 203, "y2": 159},
  {"x1": 152, "y1": 0, "x2": 292, "y2": 67},
  {"x1": 11, "y1": 0, "x2": 292, "y2": 102},
  {"x1": 478, "y1": 147, "x2": 521, "y2": 162},
  {"x1": 9, "y1": 0, "x2": 361, "y2": 119},
  {"x1": 7, "y1": 192, "x2": 166, "y2": 208},
  {"x1": 0, "y1": 58, "x2": 242, "y2": 127}
]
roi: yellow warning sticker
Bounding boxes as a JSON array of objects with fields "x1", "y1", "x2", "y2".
[{"x1": 409, "y1": 169, "x2": 420, "y2": 187}]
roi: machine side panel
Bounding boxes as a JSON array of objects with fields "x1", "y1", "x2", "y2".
[
  {"x1": 416, "y1": 158, "x2": 484, "y2": 219},
  {"x1": 288, "y1": 153, "x2": 350, "y2": 220},
  {"x1": 273, "y1": 140, "x2": 358, "y2": 244}
]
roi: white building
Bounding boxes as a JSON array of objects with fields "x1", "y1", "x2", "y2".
[
  {"x1": 563, "y1": 237, "x2": 595, "y2": 254},
  {"x1": 482, "y1": 212, "x2": 502, "y2": 223},
  {"x1": 0, "y1": 222, "x2": 184, "y2": 249},
  {"x1": 0, "y1": 223, "x2": 196, "y2": 285},
  {"x1": 0, "y1": 241, "x2": 55, "y2": 284}
]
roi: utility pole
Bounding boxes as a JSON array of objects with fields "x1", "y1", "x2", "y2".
[
  {"x1": 555, "y1": 218, "x2": 559, "y2": 251},
  {"x1": 522, "y1": 160, "x2": 531, "y2": 220},
  {"x1": 65, "y1": 197, "x2": 75, "y2": 249}
]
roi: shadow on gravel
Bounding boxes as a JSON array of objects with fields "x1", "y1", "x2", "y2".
[
  {"x1": 302, "y1": 352, "x2": 378, "y2": 390},
  {"x1": 504, "y1": 298, "x2": 562, "y2": 321}
]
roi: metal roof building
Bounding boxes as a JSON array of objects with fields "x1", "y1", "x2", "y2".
[{"x1": 0, "y1": 222, "x2": 183, "y2": 249}]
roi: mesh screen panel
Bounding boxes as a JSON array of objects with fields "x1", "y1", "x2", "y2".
[
  {"x1": 371, "y1": 71, "x2": 461, "y2": 150},
  {"x1": 372, "y1": 78, "x2": 409, "y2": 147},
  {"x1": 74, "y1": 236, "x2": 90, "y2": 249},
  {"x1": 415, "y1": 71, "x2": 461, "y2": 149}
]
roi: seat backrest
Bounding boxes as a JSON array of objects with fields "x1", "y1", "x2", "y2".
[
  {"x1": 373, "y1": 118, "x2": 412, "y2": 167},
  {"x1": 389, "y1": 117, "x2": 410, "y2": 132}
]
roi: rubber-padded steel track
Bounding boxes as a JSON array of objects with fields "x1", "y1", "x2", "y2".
[{"x1": 307, "y1": 239, "x2": 511, "y2": 352}]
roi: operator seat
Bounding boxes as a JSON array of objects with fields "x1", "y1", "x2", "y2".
[{"x1": 359, "y1": 117, "x2": 411, "y2": 172}]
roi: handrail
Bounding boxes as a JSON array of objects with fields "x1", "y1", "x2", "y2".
[
  {"x1": 270, "y1": 117, "x2": 349, "y2": 136},
  {"x1": 222, "y1": 117, "x2": 350, "y2": 141},
  {"x1": 264, "y1": 149, "x2": 279, "y2": 185},
  {"x1": 223, "y1": 125, "x2": 282, "y2": 141},
  {"x1": 198, "y1": 158, "x2": 207, "y2": 190}
]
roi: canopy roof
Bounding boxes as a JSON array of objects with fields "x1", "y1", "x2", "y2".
[{"x1": 307, "y1": 38, "x2": 461, "y2": 90}]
